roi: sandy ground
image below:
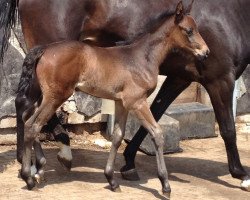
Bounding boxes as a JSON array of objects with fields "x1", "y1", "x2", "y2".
[{"x1": 0, "y1": 128, "x2": 250, "y2": 200}]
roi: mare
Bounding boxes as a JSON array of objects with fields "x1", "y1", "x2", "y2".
[
  {"x1": 1, "y1": 0, "x2": 250, "y2": 191},
  {"x1": 17, "y1": 3, "x2": 208, "y2": 195}
]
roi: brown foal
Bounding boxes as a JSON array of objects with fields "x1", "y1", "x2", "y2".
[{"x1": 20, "y1": 2, "x2": 209, "y2": 197}]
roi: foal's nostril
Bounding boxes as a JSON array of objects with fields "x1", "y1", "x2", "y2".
[{"x1": 205, "y1": 49, "x2": 210, "y2": 57}]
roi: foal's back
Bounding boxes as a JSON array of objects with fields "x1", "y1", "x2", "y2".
[{"x1": 36, "y1": 41, "x2": 149, "y2": 101}]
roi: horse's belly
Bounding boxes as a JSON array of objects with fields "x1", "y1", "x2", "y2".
[{"x1": 75, "y1": 81, "x2": 120, "y2": 100}]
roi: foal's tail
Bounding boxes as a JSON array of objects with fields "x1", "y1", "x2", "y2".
[
  {"x1": 17, "y1": 46, "x2": 46, "y2": 95},
  {"x1": 0, "y1": 0, "x2": 18, "y2": 62}
]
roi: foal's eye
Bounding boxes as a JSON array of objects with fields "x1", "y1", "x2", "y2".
[{"x1": 186, "y1": 28, "x2": 193, "y2": 37}]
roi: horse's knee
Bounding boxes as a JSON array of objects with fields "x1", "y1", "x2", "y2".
[
  {"x1": 112, "y1": 131, "x2": 123, "y2": 149},
  {"x1": 24, "y1": 123, "x2": 41, "y2": 142},
  {"x1": 151, "y1": 126, "x2": 164, "y2": 149}
]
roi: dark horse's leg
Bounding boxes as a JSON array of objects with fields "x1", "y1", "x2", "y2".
[
  {"x1": 45, "y1": 115, "x2": 72, "y2": 170},
  {"x1": 205, "y1": 75, "x2": 250, "y2": 191},
  {"x1": 121, "y1": 77, "x2": 191, "y2": 180}
]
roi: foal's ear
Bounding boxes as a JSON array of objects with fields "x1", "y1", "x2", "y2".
[{"x1": 175, "y1": 1, "x2": 184, "y2": 24}]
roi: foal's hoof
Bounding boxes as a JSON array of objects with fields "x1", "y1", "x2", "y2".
[
  {"x1": 34, "y1": 171, "x2": 45, "y2": 184},
  {"x1": 57, "y1": 155, "x2": 72, "y2": 171},
  {"x1": 120, "y1": 166, "x2": 140, "y2": 181},
  {"x1": 241, "y1": 179, "x2": 250, "y2": 192}
]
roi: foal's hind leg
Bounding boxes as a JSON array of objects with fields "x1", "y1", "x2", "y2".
[
  {"x1": 133, "y1": 100, "x2": 170, "y2": 198},
  {"x1": 15, "y1": 93, "x2": 45, "y2": 178},
  {"x1": 104, "y1": 101, "x2": 128, "y2": 192},
  {"x1": 32, "y1": 137, "x2": 46, "y2": 183},
  {"x1": 21, "y1": 98, "x2": 61, "y2": 190},
  {"x1": 205, "y1": 77, "x2": 250, "y2": 191}
]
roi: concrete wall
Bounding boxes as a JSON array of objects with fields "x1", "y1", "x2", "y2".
[{"x1": 237, "y1": 65, "x2": 250, "y2": 115}]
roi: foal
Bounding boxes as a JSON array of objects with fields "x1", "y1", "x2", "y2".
[{"x1": 19, "y1": 2, "x2": 209, "y2": 196}]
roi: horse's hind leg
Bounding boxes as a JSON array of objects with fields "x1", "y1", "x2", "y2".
[
  {"x1": 21, "y1": 98, "x2": 61, "y2": 190},
  {"x1": 205, "y1": 76, "x2": 250, "y2": 191},
  {"x1": 121, "y1": 78, "x2": 191, "y2": 180},
  {"x1": 15, "y1": 93, "x2": 46, "y2": 178},
  {"x1": 32, "y1": 137, "x2": 46, "y2": 183},
  {"x1": 104, "y1": 101, "x2": 128, "y2": 192},
  {"x1": 133, "y1": 100, "x2": 170, "y2": 198}
]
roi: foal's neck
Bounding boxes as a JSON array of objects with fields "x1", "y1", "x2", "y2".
[{"x1": 137, "y1": 16, "x2": 174, "y2": 68}]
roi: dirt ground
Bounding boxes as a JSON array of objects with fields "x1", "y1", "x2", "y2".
[{"x1": 0, "y1": 126, "x2": 250, "y2": 200}]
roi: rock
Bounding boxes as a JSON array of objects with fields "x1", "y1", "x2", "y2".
[
  {"x1": 165, "y1": 102, "x2": 216, "y2": 139},
  {"x1": 94, "y1": 139, "x2": 112, "y2": 149},
  {"x1": 0, "y1": 128, "x2": 17, "y2": 145},
  {"x1": 237, "y1": 66, "x2": 250, "y2": 115},
  {"x1": 84, "y1": 113, "x2": 108, "y2": 123},
  {"x1": 0, "y1": 133, "x2": 16, "y2": 145},
  {"x1": 62, "y1": 95, "x2": 77, "y2": 114},
  {"x1": 67, "y1": 112, "x2": 108, "y2": 124},
  {"x1": 125, "y1": 113, "x2": 181, "y2": 155},
  {"x1": 0, "y1": 117, "x2": 16, "y2": 128},
  {"x1": 74, "y1": 91, "x2": 102, "y2": 117},
  {"x1": 0, "y1": 24, "x2": 25, "y2": 120}
]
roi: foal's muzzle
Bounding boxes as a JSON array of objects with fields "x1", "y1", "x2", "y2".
[{"x1": 195, "y1": 48, "x2": 210, "y2": 61}]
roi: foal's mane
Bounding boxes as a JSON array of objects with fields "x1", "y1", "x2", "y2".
[{"x1": 116, "y1": 8, "x2": 176, "y2": 46}]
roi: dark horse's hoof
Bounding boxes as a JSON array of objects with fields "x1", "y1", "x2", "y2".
[
  {"x1": 120, "y1": 166, "x2": 140, "y2": 181},
  {"x1": 162, "y1": 191, "x2": 171, "y2": 200},
  {"x1": 57, "y1": 155, "x2": 72, "y2": 171},
  {"x1": 111, "y1": 186, "x2": 122, "y2": 192},
  {"x1": 241, "y1": 179, "x2": 250, "y2": 192}
]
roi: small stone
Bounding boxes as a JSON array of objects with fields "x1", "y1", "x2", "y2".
[
  {"x1": 67, "y1": 112, "x2": 85, "y2": 124},
  {"x1": 94, "y1": 139, "x2": 112, "y2": 149},
  {"x1": 0, "y1": 117, "x2": 16, "y2": 128}
]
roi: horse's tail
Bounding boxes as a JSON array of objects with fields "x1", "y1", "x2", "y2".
[
  {"x1": 17, "y1": 46, "x2": 46, "y2": 95},
  {"x1": 0, "y1": 0, "x2": 19, "y2": 62}
]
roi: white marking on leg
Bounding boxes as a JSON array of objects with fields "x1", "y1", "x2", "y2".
[
  {"x1": 30, "y1": 165, "x2": 37, "y2": 177},
  {"x1": 241, "y1": 179, "x2": 250, "y2": 191},
  {"x1": 56, "y1": 142, "x2": 72, "y2": 161}
]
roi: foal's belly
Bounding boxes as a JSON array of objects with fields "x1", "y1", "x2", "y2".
[{"x1": 75, "y1": 81, "x2": 122, "y2": 101}]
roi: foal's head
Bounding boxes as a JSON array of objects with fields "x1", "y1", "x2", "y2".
[{"x1": 169, "y1": 1, "x2": 209, "y2": 61}]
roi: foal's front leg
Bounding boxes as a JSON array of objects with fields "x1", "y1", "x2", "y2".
[
  {"x1": 104, "y1": 101, "x2": 128, "y2": 192},
  {"x1": 133, "y1": 100, "x2": 170, "y2": 198}
]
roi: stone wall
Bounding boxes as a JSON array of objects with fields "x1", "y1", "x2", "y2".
[{"x1": 237, "y1": 66, "x2": 250, "y2": 115}]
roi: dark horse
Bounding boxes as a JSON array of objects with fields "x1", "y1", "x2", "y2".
[{"x1": 0, "y1": 0, "x2": 250, "y2": 191}]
